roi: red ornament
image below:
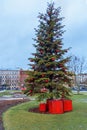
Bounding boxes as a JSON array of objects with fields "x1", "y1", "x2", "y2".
[
  {"x1": 51, "y1": 57, "x2": 55, "y2": 61},
  {"x1": 62, "y1": 67, "x2": 66, "y2": 71},
  {"x1": 30, "y1": 59, "x2": 33, "y2": 62},
  {"x1": 31, "y1": 78, "x2": 34, "y2": 81},
  {"x1": 62, "y1": 92, "x2": 65, "y2": 98},
  {"x1": 32, "y1": 65, "x2": 35, "y2": 69},
  {"x1": 48, "y1": 11, "x2": 51, "y2": 15},
  {"x1": 59, "y1": 64, "x2": 63, "y2": 67},
  {"x1": 40, "y1": 50, "x2": 43, "y2": 54},
  {"x1": 45, "y1": 79, "x2": 49, "y2": 83},
  {"x1": 40, "y1": 87, "x2": 48, "y2": 93},
  {"x1": 21, "y1": 87, "x2": 26, "y2": 91},
  {"x1": 29, "y1": 90, "x2": 33, "y2": 96},
  {"x1": 42, "y1": 74, "x2": 45, "y2": 77},
  {"x1": 64, "y1": 79, "x2": 67, "y2": 82},
  {"x1": 29, "y1": 90, "x2": 32, "y2": 93},
  {"x1": 29, "y1": 78, "x2": 34, "y2": 82},
  {"x1": 40, "y1": 42, "x2": 43, "y2": 45},
  {"x1": 55, "y1": 50, "x2": 59, "y2": 53}
]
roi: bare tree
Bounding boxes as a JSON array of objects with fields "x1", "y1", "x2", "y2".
[{"x1": 68, "y1": 55, "x2": 87, "y2": 94}]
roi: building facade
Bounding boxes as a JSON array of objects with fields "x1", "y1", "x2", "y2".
[
  {"x1": 0, "y1": 70, "x2": 20, "y2": 89},
  {"x1": 19, "y1": 70, "x2": 28, "y2": 88},
  {"x1": 0, "y1": 69, "x2": 29, "y2": 90}
]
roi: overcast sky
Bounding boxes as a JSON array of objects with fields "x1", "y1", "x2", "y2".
[{"x1": 0, "y1": 0, "x2": 87, "y2": 70}]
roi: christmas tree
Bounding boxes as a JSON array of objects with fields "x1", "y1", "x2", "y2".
[{"x1": 25, "y1": 2, "x2": 73, "y2": 101}]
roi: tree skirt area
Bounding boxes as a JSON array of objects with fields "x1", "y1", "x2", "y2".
[
  {"x1": 29, "y1": 107, "x2": 49, "y2": 114},
  {"x1": 0, "y1": 99, "x2": 29, "y2": 130}
]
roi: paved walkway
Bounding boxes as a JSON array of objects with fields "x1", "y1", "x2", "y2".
[
  {"x1": 0, "y1": 98, "x2": 29, "y2": 130},
  {"x1": 0, "y1": 94, "x2": 28, "y2": 100}
]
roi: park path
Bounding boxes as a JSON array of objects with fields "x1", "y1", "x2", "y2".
[{"x1": 0, "y1": 99, "x2": 29, "y2": 130}]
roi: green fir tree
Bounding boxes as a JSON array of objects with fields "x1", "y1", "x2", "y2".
[{"x1": 25, "y1": 2, "x2": 73, "y2": 101}]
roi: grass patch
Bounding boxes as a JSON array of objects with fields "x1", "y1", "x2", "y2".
[
  {"x1": 3, "y1": 94, "x2": 87, "y2": 130},
  {"x1": 0, "y1": 90, "x2": 22, "y2": 97},
  {"x1": 0, "y1": 91, "x2": 11, "y2": 97}
]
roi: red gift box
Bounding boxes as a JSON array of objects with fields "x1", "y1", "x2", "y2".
[
  {"x1": 47, "y1": 99, "x2": 64, "y2": 114},
  {"x1": 63, "y1": 99, "x2": 73, "y2": 112},
  {"x1": 39, "y1": 103, "x2": 47, "y2": 112}
]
